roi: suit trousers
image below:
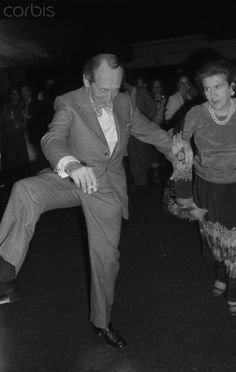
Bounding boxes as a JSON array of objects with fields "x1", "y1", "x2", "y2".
[{"x1": 0, "y1": 169, "x2": 123, "y2": 328}]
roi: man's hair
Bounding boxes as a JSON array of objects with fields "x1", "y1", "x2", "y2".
[
  {"x1": 8, "y1": 85, "x2": 20, "y2": 95},
  {"x1": 175, "y1": 71, "x2": 190, "y2": 85},
  {"x1": 83, "y1": 53, "x2": 123, "y2": 83},
  {"x1": 195, "y1": 59, "x2": 236, "y2": 92},
  {"x1": 20, "y1": 82, "x2": 33, "y2": 92}
]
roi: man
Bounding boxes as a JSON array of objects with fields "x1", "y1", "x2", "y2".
[
  {"x1": 122, "y1": 71, "x2": 157, "y2": 189},
  {"x1": 0, "y1": 54, "x2": 173, "y2": 349},
  {"x1": 21, "y1": 83, "x2": 42, "y2": 144},
  {"x1": 21, "y1": 82, "x2": 49, "y2": 173}
]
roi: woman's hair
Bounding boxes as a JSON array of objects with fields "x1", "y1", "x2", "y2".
[
  {"x1": 195, "y1": 59, "x2": 236, "y2": 92},
  {"x1": 83, "y1": 53, "x2": 123, "y2": 83}
]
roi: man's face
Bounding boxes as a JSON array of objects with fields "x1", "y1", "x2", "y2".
[
  {"x1": 21, "y1": 86, "x2": 32, "y2": 103},
  {"x1": 84, "y1": 60, "x2": 123, "y2": 106},
  {"x1": 10, "y1": 89, "x2": 20, "y2": 104}
]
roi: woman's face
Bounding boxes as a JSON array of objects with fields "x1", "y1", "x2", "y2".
[
  {"x1": 177, "y1": 76, "x2": 190, "y2": 96},
  {"x1": 203, "y1": 73, "x2": 233, "y2": 112},
  {"x1": 152, "y1": 80, "x2": 162, "y2": 95}
]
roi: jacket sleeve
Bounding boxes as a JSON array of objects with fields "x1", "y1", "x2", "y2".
[
  {"x1": 129, "y1": 100, "x2": 173, "y2": 162},
  {"x1": 41, "y1": 96, "x2": 76, "y2": 171}
]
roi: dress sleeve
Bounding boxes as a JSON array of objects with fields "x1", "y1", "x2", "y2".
[{"x1": 182, "y1": 105, "x2": 201, "y2": 141}]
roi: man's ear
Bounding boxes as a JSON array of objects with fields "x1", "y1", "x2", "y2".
[{"x1": 83, "y1": 75, "x2": 89, "y2": 88}]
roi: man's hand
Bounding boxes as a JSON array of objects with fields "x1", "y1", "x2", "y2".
[{"x1": 67, "y1": 164, "x2": 98, "y2": 194}]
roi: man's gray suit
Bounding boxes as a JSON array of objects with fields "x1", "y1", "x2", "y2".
[{"x1": 0, "y1": 87, "x2": 172, "y2": 328}]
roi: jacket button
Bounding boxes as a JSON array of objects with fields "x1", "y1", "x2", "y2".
[{"x1": 104, "y1": 152, "x2": 109, "y2": 157}]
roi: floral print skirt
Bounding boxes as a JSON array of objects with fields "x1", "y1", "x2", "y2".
[{"x1": 194, "y1": 175, "x2": 236, "y2": 279}]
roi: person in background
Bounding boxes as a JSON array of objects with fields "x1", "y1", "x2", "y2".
[
  {"x1": 122, "y1": 71, "x2": 157, "y2": 189},
  {"x1": 0, "y1": 54, "x2": 180, "y2": 349},
  {"x1": 165, "y1": 72, "x2": 192, "y2": 129},
  {"x1": 37, "y1": 77, "x2": 56, "y2": 133},
  {"x1": 151, "y1": 77, "x2": 167, "y2": 126},
  {"x1": 21, "y1": 83, "x2": 41, "y2": 155},
  {"x1": 21, "y1": 83, "x2": 46, "y2": 172},
  {"x1": 137, "y1": 74, "x2": 149, "y2": 89},
  {"x1": 0, "y1": 86, "x2": 28, "y2": 184},
  {"x1": 150, "y1": 77, "x2": 168, "y2": 183},
  {"x1": 170, "y1": 59, "x2": 236, "y2": 316}
]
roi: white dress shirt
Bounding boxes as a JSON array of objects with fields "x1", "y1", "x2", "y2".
[{"x1": 57, "y1": 108, "x2": 118, "y2": 178}]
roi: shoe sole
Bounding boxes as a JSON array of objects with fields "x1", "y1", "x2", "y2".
[
  {"x1": 228, "y1": 301, "x2": 236, "y2": 316},
  {"x1": 229, "y1": 307, "x2": 236, "y2": 316},
  {"x1": 212, "y1": 281, "x2": 226, "y2": 297},
  {"x1": 94, "y1": 329, "x2": 103, "y2": 336},
  {"x1": 0, "y1": 293, "x2": 21, "y2": 305},
  {"x1": 212, "y1": 288, "x2": 226, "y2": 297}
]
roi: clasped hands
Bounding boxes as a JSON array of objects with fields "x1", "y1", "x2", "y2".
[{"x1": 172, "y1": 132, "x2": 193, "y2": 173}]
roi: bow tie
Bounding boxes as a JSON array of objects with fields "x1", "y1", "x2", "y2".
[{"x1": 89, "y1": 97, "x2": 113, "y2": 117}]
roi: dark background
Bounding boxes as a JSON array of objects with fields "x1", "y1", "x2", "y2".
[
  {"x1": 0, "y1": 0, "x2": 236, "y2": 94},
  {"x1": 1, "y1": 0, "x2": 236, "y2": 64}
]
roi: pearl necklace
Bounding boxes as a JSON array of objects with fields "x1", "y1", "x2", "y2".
[{"x1": 208, "y1": 99, "x2": 235, "y2": 126}]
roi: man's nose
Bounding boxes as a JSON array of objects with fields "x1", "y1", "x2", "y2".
[
  {"x1": 211, "y1": 89, "x2": 217, "y2": 100},
  {"x1": 106, "y1": 91, "x2": 112, "y2": 102}
]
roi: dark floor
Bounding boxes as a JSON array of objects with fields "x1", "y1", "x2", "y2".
[{"x1": 0, "y1": 176, "x2": 236, "y2": 372}]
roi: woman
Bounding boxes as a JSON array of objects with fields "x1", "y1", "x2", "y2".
[
  {"x1": 172, "y1": 59, "x2": 236, "y2": 315},
  {"x1": 165, "y1": 72, "x2": 192, "y2": 124},
  {"x1": 122, "y1": 71, "x2": 156, "y2": 189},
  {"x1": 151, "y1": 77, "x2": 167, "y2": 126},
  {"x1": 149, "y1": 77, "x2": 168, "y2": 183},
  {"x1": 0, "y1": 86, "x2": 28, "y2": 184}
]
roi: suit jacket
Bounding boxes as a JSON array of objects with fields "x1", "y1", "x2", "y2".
[{"x1": 41, "y1": 87, "x2": 173, "y2": 218}]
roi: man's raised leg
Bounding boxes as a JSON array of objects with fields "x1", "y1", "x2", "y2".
[{"x1": 0, "y1": 170, "x2": 81, "y2": 303}]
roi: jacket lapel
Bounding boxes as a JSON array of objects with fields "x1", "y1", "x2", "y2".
[
  {"x1": 72, "y1": 87, "x2": 107, "y2": 143},
  {"x1": 70, "y1": 88, "x2": 128, "y2": 157},
  {"x1": 111, "y1": 105, "x2": 122, "y2": 158},
  {"x1": 112, "y1": 96, "x2": 130, "y2": 156}
]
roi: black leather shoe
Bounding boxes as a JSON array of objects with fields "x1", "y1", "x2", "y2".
[
  {"x1": 91, "y1": 323, "x2": 127, "y2": 349},
  {"x1": 0, "y1": 279, "x2": 20, "y2": 304}
]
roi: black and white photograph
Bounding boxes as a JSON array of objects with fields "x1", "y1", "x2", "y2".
[{"x1": 0, "y1": 1, "x2": 236, "y2": 371}]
